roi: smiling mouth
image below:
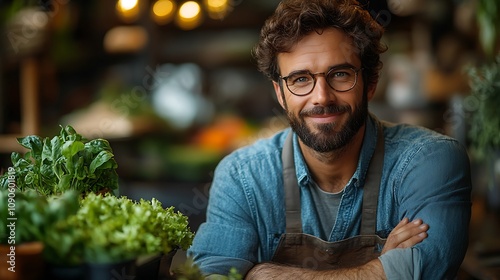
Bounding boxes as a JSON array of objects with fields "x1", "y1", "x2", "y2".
[
  {"x1": 300, "y1": 105, "x2": 350, "y2": 124},
  {"x1": 308, "y1": 113, "x2": 343, "y2": 124}
]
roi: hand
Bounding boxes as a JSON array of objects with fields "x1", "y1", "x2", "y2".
[{"x1": 381, "y1": 218, "x2": 428, "y2": 254}]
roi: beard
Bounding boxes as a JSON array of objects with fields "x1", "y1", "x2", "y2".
[{"x1": 285, "y1": 94, "x2": 368, "y2": 153}]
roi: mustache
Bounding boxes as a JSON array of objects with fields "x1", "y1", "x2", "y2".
[{"x1": 299, "y1": 104, "x2": 351, "y2": 117}]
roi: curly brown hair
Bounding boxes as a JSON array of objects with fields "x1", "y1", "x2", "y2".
[{"x1": 252, "y1": 0, "x2": 387, "y2": 88}]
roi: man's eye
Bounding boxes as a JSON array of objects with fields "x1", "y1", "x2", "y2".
[
  {"x1": 332, "y1": 71, "x2": 349, "y2": 78},
  {"x1": 329, "y1": 69, "x2": 355, "y2": 81},
  {"x1": 290, "y1": 74, "x2": 311, "y2": 84}
]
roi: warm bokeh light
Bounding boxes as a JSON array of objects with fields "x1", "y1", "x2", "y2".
[
  {"x1": 176, "y1": 1, "x2": 203, "y2": 30},
  {"x1": 206, "y1": 0, "x2": 227, "y2": 10},
  {"x1": 148, "y1": 0, "x2": 236, "y2": 29},
  {"x1": 178, "y1": 1, "x2": 201, "y2": 19},
  {"x1": 116, "y1": 0, "x2": 140, "y2": 23},
  {"x1": 119, "y1": 0, "x2": 139, "y2": 11},
  {"x1": 152, "y1": 0, "x2": 176, "y2": 25},
  {"x1": 103, "y1": 26, "x2": 148, "y2": 54},
  {"x1": 204, "y1": 0, "x2": 229, "y2": 19}
]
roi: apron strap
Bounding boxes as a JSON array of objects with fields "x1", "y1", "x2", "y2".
[
  {"x1": 360, "y1": 121, "x2": 384, "y2": 235},
  {"x1": 282, "y1": 131, "x2": 302, "y2": 233}
]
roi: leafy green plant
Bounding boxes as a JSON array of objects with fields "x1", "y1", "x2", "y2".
[
  {"x1": 43, "y1": 193, "x2": 194, "y2": 265},
  {"x1": 467, "y1": 55, "x2": 500, "y2": 157},
  {"x1": 173, "y1": 259, "x2": 243, "y2": 280},
  {"x1": 0, "y1": 189, "x2": 80, "y2": 245},
  {"x1": 0, "y1": 125, "x2": 119, "y2": 195},
  {"x1": 476, "y1": 0, "x2": 500, "y2": 58},
  {"x1": 0, "y1": 0, "x2": 38, "y2": 23}
]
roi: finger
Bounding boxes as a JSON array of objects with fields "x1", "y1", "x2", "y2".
[
  {"x1": 396, "y1": 217, "x2": 410, "y2": 229},
  {"x1": 390, "y1": 217, "x2": 410, "y2": 234},
  {"x1": 382, "y1": 221, "x2": 429, "y2": 254},
  {"x1": 391, "y1": 218, "x2": 422, "y2": 236},
  {"x1": 397, "y1": 231, "x2": 428, "y2": 249},
  {"x1": 390, "y1": 223, "x2": 428, "y2": 246}
]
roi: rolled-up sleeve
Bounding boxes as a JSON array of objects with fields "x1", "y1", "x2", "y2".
[
  {"x1": 379, "y1": 248, "x2": 421, "y2": 279},
  {"x1": 381, "y1": 138, "x2": 472, "y2": 279}
]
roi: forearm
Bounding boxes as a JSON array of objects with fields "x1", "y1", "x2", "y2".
[{"x1": 245, "y1": 258, "x2": 385, "y2": 280}]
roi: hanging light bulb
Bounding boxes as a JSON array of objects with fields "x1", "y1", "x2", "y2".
[
  {"x1": 176, "y1": 1, "x2": 203, "y2": 30},
  {"x1": 204, "y1": 0, "x2": 229, "y2": 20},
  {"x1": 152, "y1": 0, "x2": 176, "y2": 25},
  {"x1": 116, "y1": 0, "x2": 140, "y2": 23}
]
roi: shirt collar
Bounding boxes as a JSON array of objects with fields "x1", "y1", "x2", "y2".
[{"x1": 292, "y1": 114, "x2": 378, "y2": 189}]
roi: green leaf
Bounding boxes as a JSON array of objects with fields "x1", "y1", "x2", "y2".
[
  {"x1": 12, "y1": 153, "x2": 30, "y2": 171},
  {"x1": 61, "y1": 125, "x2": 84, "y2": 142},
  {"x1": 57, "y1": 174, "x2": 73, "y2": 193},
  {"x1": 61, "y1": 140, "x2": 85, "y2": 160},
  {"x1": 11, "y1": 151, "x2": 21, "y2": 165},
  {"x1": 41, "y1": 137, "x2": 54, "y2": 164},
  {"x1": 89, "y1": 151, "x2": 115, "y2": 174},
  {"x1": 51, "y1": 134, "x2": 63, "y2": 157},
  {"x1": 477, "y1": 0, "x2": 500, "y2": 58},
  {"x1": 0, "y1": 176, "x2": 7, "y2": 190},
  {"x1": 17, "y1": 135, "x2": 43, "y2": 161},
  {"x1": 74, "y1": 157, "x2": 87, "y2": 180}
]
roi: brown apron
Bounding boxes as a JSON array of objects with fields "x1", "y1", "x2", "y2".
[{"x1": 272, "y1": 123, "x2": 386, "y2": 270}]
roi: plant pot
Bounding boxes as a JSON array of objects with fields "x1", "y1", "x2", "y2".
[
  {"x1": 136, "y1": 253, "x2": 162, "y2": 280},
  {"x1": 136, "y1": 250, "x2": 177, "y2": 280},
  {"x1": 84, "y1": 259, "x2": 136, "y2": 280},
  {"x1": 0, "y1": 241, "x2": 45, "y2": 280},
  {"x1": 45, "y1": 263, "x2": 85, "y2": 280}
]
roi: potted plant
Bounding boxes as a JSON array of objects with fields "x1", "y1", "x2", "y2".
[
  {"x1": 43, "y1": 193, "x2": 195, "y2": 279},
  {"x1": 0, "y1": 189, "x2": 80, "y2": 280},
  {"x1": 0, "y1": 125, "x2": 119, "y2": 195}
]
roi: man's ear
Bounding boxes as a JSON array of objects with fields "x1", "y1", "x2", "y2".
[
  {"x1": 366, "y1": 82, "x2": 378, "y2": 101},
  {"x1": 273, "y1": 81, "x2": 286, "y2": 109}
]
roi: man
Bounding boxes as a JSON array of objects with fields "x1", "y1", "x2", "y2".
[{"x1": 187, "y1": 0, "x2": 472, "y2": 279}]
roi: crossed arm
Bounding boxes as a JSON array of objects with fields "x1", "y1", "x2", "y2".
[{"x1": 245, "y1": 218, "x2": 429, "y2": 280}]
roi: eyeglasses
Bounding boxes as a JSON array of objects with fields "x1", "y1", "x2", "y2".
[{"x1": 280, "y1": 67, "x2": 363, "y2": 96}]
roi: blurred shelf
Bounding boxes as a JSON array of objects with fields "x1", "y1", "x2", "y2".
[
  {"x1": 0, "y1": 57, "x2": 39, "y2": 154},
  {"x1": 0, "y1": 135, "x2": 24, "y2": 154}
]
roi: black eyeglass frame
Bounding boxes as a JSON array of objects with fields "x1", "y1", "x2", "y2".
[{"x1": 279, "y1": 67, "x2": 363, "y2": 96}]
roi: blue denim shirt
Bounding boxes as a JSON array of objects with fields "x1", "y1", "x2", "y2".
[{"x1": 187, "y1": 115, "x2": 472, "y2": 279}]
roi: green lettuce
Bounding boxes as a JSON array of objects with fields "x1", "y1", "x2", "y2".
[{"x1": 44, "y1": 193, "x2": 194, "y2": 265}]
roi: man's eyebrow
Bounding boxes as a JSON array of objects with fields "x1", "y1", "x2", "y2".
[
  {"x1": 285, "y1": 69, "x2": 311, "y2": 76},
  {"x1": 327, "y1": 63, "x2": 359, "y2": 71}
]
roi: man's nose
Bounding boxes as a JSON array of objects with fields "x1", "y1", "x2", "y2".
[{"x1": 311, "y1": 75, "x2": 336, "y2": 106}]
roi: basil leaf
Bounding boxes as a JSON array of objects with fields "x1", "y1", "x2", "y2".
[
  {"x1": 17, "y1": 135, "x2": 43, "y2": 162},
  {"x1": 57, "y1": 174, "x2": 73, "y2": 193},
  {"x1": 61, "y1": 140, "x2": 85, "y2": 160},
  {"x1": 75, "y1": 157, "x2": 87, "y2": 181},
  {"x1": 89, "y1": 150, "x2": 115, "y2": 174}
]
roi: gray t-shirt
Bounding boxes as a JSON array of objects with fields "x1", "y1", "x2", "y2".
[{"x1": 309, "y1": 180, "x2": 343, "y2": 240}]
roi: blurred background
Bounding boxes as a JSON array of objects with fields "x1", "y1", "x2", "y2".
[{"x1": 0, "y1": 0, "x2": 499, "y2": 278}]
